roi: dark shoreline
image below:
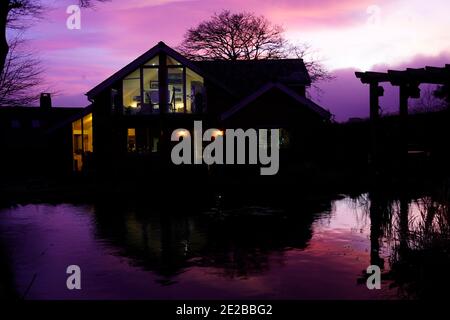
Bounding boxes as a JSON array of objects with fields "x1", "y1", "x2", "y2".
[
  {"x1": 0, "y1": 169, "x2": 368, "y2": 207},
  {"x1": 0, "y1": 167, "x2": 443, "y2": 207}
]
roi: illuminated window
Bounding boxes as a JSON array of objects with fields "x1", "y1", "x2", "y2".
[
  {"x1": 72, "y1": 119, "x2": 83, "y2": 172},
  {"x1": 168, "y1": 56, "x2": 204, "y2": 114},
  {"x1": 144, "y1": 56, "x2": 159, "y2": 66},
  {"x1": 186, "y1": 68, "x2": 204, "y2": 113},
  {"x1": 211, "y1": 129, "x2": 224, "y2": 139},
  {"x1": 127, "y1": 128, "x2": 136, "y2": 152},
  {"x1": 142, "y1": 67, "x2": 159, "y2": 114},
  {"x1": 127, "y1": 128, "x2": 160, "y2": 154},
  {"x1": 72, "y1": 113, "x2": 93, "y2": 172},
  {"x1": 168, "y1": 67, "x2": 184, "y2": 113},
  {"x1": 123, "y1": 56, "x2": 160, "y2": 115},
  {"x1": 167, "y1": 56, "x2": 182, "y2": 66},
  {"x1": 121, "y1": 54, "x2": 204, "y2": 115},
  {"x1": 82, "y1": 114, "x2": 93, "y2": 152},
  {"x1": 123, "y1": 69, "x2": 141, "y2": 114}
]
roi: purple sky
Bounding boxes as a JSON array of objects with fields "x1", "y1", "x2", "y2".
[{"x1": 15, "y1": 0, "x2": 450, "y2": 121}]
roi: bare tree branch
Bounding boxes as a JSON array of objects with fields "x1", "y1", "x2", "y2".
[
  {"x1": 178, "y1": 10, "x2": 332, "y2": 85},
  {"x1": 178, "y1": 11, "x2": 287, "y2": 61},
  {"x1": 0, "y1": 36, "x2": 48, "y2": 106},
  {"x1": 0, "y1": 0, "x2": 110, "y2": 106},
  {"x1": 287, "y1": 43, "x2": 334, "y2": 83}
]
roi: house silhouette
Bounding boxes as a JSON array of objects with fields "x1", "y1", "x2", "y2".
[{"x1": 1, "y1": 41, "x2": 331, "y2": 180}]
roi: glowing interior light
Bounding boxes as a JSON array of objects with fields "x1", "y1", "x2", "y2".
[
  {"x1": 130, "y1": 101, "x2": 138, "y2": 108},
  {"x1": 212, "y1": 129, "x2": 224, "y2": 138},
  {"x1": 178, "y1": 129, "x2": 189, "y2": 137}
]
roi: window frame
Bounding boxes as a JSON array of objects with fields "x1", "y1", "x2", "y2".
[{"x1": 121, "y1": 54, "x2": 203, "y2": 115}]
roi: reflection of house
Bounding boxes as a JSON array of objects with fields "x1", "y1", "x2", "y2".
[
  {"x1": 92, "y1": 200, "x2": 324, "y2": 279},
  {"x1": 67, "y1": 41, "x2": 331, "y2": 175}
]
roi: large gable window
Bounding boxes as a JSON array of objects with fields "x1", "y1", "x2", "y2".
[
  {"x1": 142, "y1": 67, "x2": 159, "y2": 114},
  {"x1": 123, "y1": 57, "x2": 159, "y2": 115},
  {"x1": 121, "y1": 54, "x2": 204, "y2": 115},
  {"x1": 168, "y1": 67, "x2": 184, "y2": 113},
  {"x1": 123, "y1": 69, "x2": 140, "y2": 111},
  {"x1": 167, "y1": 56, "x2": 204, "y2": 114}
]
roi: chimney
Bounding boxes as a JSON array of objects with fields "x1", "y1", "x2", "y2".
[{"x1": 40, "y1": 93, "x2": 52, "y2": 110}]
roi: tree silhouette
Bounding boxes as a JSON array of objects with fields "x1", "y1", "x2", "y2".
[
  {"x1": 178, "y1": 10, "x2": 331, "y2": 84},
  {"x1": 0, "y1": 36, "x2": 45, "y2": 106},
  {"x1": 178, "y1": 11, "x2": 286, "y2": 61},
  {"x1": 0, "y1": 0, "x2": 109, "y2": 105}
]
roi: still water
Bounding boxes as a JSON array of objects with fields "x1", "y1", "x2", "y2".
[{"x1": 0, "y1": 194, "x2": 429, "y2": 299}]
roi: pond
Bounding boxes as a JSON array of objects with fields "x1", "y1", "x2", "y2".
[{"x1": 0, "y1": 193, "x2": 447, "y2": 300}]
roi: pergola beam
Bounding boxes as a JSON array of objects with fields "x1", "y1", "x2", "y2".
[
  {"x1": 355, "y1": 71, "x2": 390, "y2": 84},
  {"x1": 355, "y1": 65, "x2": 450, "y2": 86}
]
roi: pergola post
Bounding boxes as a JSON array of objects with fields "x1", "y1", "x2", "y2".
[
  {"x1": 370, "y1": 82, "x2": 381, "y2": 121},
  {"x1": 369, "y1": 82, "x2": 381, "y2": 172}
]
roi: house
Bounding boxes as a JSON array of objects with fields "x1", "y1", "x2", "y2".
[
  {"x1": 58, "y1": 42, "x2": 332, "y2": 177},
  {"x1": 70, "y1": 42, "x2": 332, "y2": 177}
]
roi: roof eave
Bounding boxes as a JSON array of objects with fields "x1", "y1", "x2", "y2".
[{"x1": 221, "y1": 82, "x2": 331, "y2": 121}]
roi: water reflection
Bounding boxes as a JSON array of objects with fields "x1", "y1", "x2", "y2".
[
  {"x1": 360, "y1": 181, "x2": 450, "y2": 300},
  {"x1": 91, "y1": 200, "x2": 327, "y2": 281},
  {"x1": 1, "y1": 188, "x2": 449, "y2": 300},
  {"x1": 386, "y1": 192, "x2": 450, "y2": 299}
]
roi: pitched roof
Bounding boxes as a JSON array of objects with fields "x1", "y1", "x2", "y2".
[
  {"x1": 220, "y1": 82, "x2": 331, "y2": 121},
  {"x1": 86, "y1": 42, "x2": 209, "y2": 99},
  {"x1": 86, "y1": 42, "x2": 312, "y2": 100},
  {"x1": 193, "y1": 59, "x2": 311, "y2": 98}
]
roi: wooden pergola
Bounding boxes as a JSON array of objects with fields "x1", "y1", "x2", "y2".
[{"x1": 355, "y1": 65, "x2": 450, "y2": 170}]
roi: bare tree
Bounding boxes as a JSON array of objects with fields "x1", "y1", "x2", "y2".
[
  {"x1": 1, "y1": 1, "x2": 42, "y2": 76},
  {"x1": 178, "y1": 11, "x2": 287, "y2": 61},
  {"x1": 178, "y1": 10, "x2": 332, "y2": 84},
  {"x1": 0, "y1": 0, "x2": 109, "y2": 90},
  {"x1": 0, "y1": 36, "x2": 46, "y2": 106}
]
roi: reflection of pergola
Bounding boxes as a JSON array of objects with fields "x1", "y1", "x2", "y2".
[{"x1": 355, "y1": 65, "x2": 450, "y2": 168}]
